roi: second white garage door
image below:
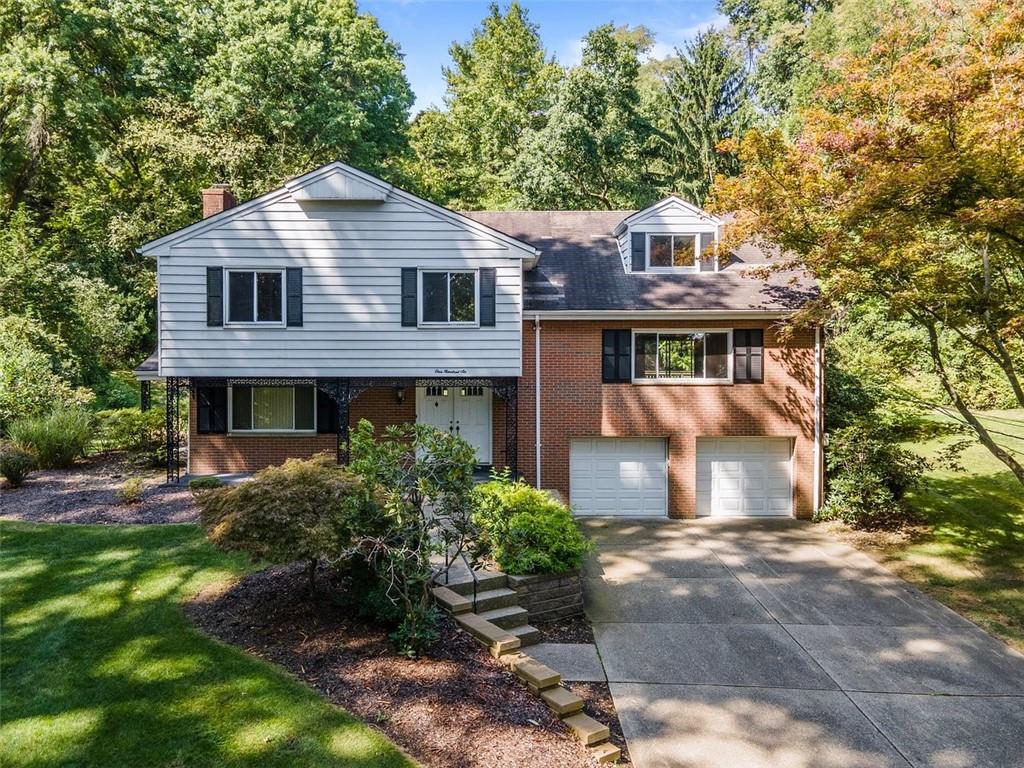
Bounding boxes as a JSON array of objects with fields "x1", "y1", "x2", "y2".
[
  {"x1": 570, "y1": 438, "x2": 668, "y2": 516},
  {"x1": 697, "y1": 437, "x2": 793, "y2": 517}
]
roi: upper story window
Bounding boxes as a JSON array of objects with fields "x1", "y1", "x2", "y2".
[
  {"x1": 634, "y1": 331, "x2": 730, "y2": 382},
  {"x1": 227, "y1": 270, "x2": 284, "y2": 324},
  {"x1": 420, "y1": 270, "x2": 477, "y2": 326},
  {"x1": 648, "y1": 234, "x2": 698, "y2": 271},
  {"x1": 230, "y1": 385, "x2": 315, "y2": 432}
]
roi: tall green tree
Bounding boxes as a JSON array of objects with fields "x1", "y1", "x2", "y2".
[
  {"x1": 407, "y1": 2, "x2": 559, "y2": 208},
  {"x1": 512, "y1": 24, "x2": 658, "y2": 210},
  {"x1": 0, "y1": 0, "x2": 412, "y2": 404},
  {"x1": 663, "y1": 29, "x2": 751, "y2": 205},
  {"x1": 718, "y1": 0, "x2": 833, "y2": 119}
]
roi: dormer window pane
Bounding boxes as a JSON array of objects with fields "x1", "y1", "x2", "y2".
[
  {"x1": 673, "y1": 235, "x2": 696, "y2": 267},
  {"x1": 648, "y1": 234, "x2": 697, "y2": 270},
  {"x1": 649, "y1": 236, "x2": 672, "y2": 267}
]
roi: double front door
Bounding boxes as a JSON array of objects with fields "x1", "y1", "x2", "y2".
[{"x1": 415, "y1": 385, "x2": 492, "y2": 464}]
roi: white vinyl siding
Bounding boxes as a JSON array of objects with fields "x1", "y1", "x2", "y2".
[
  {"x1": 696, "y1": 437, "x2": 793, "y2": 517},
  {"x1": 570, "y1": 438, "x2": 668, "y2": 517},
  {"x1": 157, "y1": 198, "x2": 523, "y2": 377}
]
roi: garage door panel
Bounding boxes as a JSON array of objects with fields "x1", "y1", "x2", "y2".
[
  {"x1": 697, "y1": 437, "x2": 793, "y2": 518},
  {"x1": 570, "y1": 438, "x2": 667, "y2": 517}
]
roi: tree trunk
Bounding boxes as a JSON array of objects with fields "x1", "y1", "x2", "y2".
[
  {"x1": 307, "y1": 557, "x2": 318, "y2": 596},
  {"x1": 925, "y1": 322, "x2": 1024, "y2": 485}
]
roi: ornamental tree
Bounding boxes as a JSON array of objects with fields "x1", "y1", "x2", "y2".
[{"x1": 712, "y1": 0, "x2": 1024, "y2": 483}]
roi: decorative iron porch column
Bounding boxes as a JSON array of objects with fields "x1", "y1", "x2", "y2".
[
  {"x1": 492, "y1": 378, "x2": 519, "y2": 478},
  {"x1": 165, "y1": 377, "x2": 187, "y2": 483}
]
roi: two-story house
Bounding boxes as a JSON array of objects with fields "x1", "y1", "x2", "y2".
[{"x1": 136, "y1": 161, "x2": 823, "y2": 519}]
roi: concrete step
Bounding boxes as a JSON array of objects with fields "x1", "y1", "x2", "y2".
[
  {"x1": 453, "y1": 612, "x2": 521, "y2": 658},
  {"x1": 476, "y1": 605, "x2": 529, "y2": 629},
  {"x1": 562, "y1": 712, "x2": 610, "y2": 747},
  {"x1": 507, "y1": 623, "x2": 542, "y2": 646},
  {"x1": 431, "y1": 586, "x2": 472, "y2": 614},
  {"x1": 510, "y1": 655, "x2": 561, "y2": 692},
  {"x1": 540, "y1": 685, "x2": 584, "y2": 716},
  {"x1": 589, "y1": 741, "x2": 621, "y2": 764},
  {"x1": 469, "y1": 587, "x2": 519, "y2": 613},
  {"x1": 443, "y1": 570, "x2": 507, "y2": 596}
]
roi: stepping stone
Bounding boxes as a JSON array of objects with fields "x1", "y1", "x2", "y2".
[{"x1": 562, "y1": 712, "x2": 609, "y2": 746}]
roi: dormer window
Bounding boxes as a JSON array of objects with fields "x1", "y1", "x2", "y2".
[{"x1": 648, "y1": 234, "x2": 698, "y2": 271}]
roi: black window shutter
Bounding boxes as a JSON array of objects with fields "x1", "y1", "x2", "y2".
[
  {"x1": 734, "y1": 329, "x2": 764, "y2": 383},
  {"x1": 196, "y1": 386, "x2": 227, "y2": 433},
  {"x1": 479, "y1": 267, "x2": 496, "y2": 327},
  {"x1": 286, "y1": 268, "x2": 303, "y2": 326},
  {"x1": 206, "y1": 267, "x2": 223, "y2": 327},
  {"x1": 748, "y1": 328, "x2": 764, "y2": 382},
  {"x1": 630, "y1": 232, "x2": 646, "y2": 272},
  {"x1": 401, "y1": 268, "x2": 417, "y2": 326},
  {"x1": 602, "y1": 330, "x2": 632, "y2": 383},
  {"x1": 316, "y1": 389, "x2": 339, "y2": 433}
]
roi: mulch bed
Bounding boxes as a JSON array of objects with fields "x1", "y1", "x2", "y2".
[
  {"x1": 535, "y1": 614, "x2": 596, "y2": 644},
  {"x1": 0, "y1": 452, "x2": 197, "y2": 524},
  {"x1": 187, "y1": 563, "x2": 608, "y2": 768}
]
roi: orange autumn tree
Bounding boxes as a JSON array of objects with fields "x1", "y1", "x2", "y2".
[{"x1": 712, "y1": 0, "x2": 1024, "y2": 484}]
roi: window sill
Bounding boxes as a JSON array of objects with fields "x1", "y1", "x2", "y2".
[
  {"x1": 631, "y1": 379, "x2": 733, "y2": 386},
  {"x1": 646, "y1": 267, "x2": 700, "y2": 274},
  {"x1": 417, "y1": 322, "x2": 480, "y2": 329},
  {"x1": 227, "y1": 430, "x2": 318, "y2": 436},
  {"x1": 224, "y1": 322, "x2": 287, "y2": 329}
]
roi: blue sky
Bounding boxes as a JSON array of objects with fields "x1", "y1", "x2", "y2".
[{"x1": 361, "y1": 0, "x2": 725, "y2": 113}]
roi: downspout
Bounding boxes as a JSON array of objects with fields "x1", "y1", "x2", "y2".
[
  {"x1": 534, "y1": 313, "x2": 542, "y2": 489},
  {"x1": 813, "y1": 325, "x2": 822, "y2": 511}
]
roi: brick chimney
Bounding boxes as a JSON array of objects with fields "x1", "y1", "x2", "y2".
[{"x1": 201, "y1": 183, "x2": 237, "y2": 219}]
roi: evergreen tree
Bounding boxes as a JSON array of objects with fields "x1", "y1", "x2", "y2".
[{"x1": 663, "y1": 29, "x2": 751, "y2": 205}]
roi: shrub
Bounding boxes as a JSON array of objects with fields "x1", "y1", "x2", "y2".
[
  {"x1": 94, "y1": 408, "x2": 164, "y2": 464},
  {"x1": 117, "y1": 477, "x2": 145, "y2": 504},
  {"x1": 815, "y1": 425, "x2": 928, "y2": 530},
  {"x1": 188, "y1": 476, "x2": 223, "y2": 492},
  {"x1": 473, "y1": 477, "x2": 590, "y2": 575},
  {"x1": 0, "y1": 445, "x2": 34, "y2": 487},
  {"x1": 344, "y1": 420, "x2": 478, "y2": 657},
  {"x1": 7, "y1": 408, "x2": 93, "y2": 469},
  {"x1": 196, "y1": 454, "x2": 366, "y2": 594}
]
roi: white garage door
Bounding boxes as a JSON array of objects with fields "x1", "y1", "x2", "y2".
[
  {"x1": 697, "y1": 438, "x2": 793, "y2": 517},
  {"x1": 570, "y1": 438, "x2": 668, "y2": 516}
]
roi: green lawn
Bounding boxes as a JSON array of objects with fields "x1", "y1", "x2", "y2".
[
  {"x1": 834, "y1": 409, "x2": 1024, "y2": 652},
  {"x1": 0, "y1": 522, "x2": 415, "y2": 768}
]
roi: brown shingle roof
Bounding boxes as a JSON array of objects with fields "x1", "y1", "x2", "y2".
[{"x1": 463, "y1": 210, "x2": 816, "y2": 313}]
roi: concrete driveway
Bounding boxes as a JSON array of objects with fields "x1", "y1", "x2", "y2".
[{"x1": 580, "y1": 518, "x2": 1024, "y2": 768}]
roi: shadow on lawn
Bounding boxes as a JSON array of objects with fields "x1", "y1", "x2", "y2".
[{"x1": 0, "y1": 523, "x2": 412, "y2": 768}]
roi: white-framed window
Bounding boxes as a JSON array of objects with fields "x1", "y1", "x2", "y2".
[
  {"x1": 419, "y1": 269, "x2": 478, "y2": 326},
  {"x1": 226, "y1": 269, "x2": 285, "y2": 325},
  {"x1": 632, "y1": 330, "x2": 732, "y2": 383},
  {"x1": 647, "y1": 234, "x2": 699, "y2": 271},
  {"x1": 228, "y1": 385, "x2": 316, "y2": 432}
]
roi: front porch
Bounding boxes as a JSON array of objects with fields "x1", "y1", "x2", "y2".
[{"x1": 161, "y1": 376, "x2": 519, "y2": 483}]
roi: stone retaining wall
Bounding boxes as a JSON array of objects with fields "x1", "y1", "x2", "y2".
[{"x1": 507, "y1": 570, "x2": 583, "y2": 622}]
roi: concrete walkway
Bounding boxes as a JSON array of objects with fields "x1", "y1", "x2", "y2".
[{"x1": 580, "y1": 518, "x2": 1024, "y2": 768}]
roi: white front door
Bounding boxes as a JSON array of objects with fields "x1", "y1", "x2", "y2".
[
  {"x1": 696, "y1": 437, "x2": 793, "y2": 516},
  {"x1": 416, "y1": 386, "x2": 492, "y2": 464},
  {"x1": 569, "y1": 438, "x2": 668, "y2": 516}
]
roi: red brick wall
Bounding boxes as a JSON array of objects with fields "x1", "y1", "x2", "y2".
[
  {"x1": 189, "y1": 386, "x2": 417, "y2": 474},
  {"x1": 517, "y1": 320, "x2": 819, "y2": 519}
]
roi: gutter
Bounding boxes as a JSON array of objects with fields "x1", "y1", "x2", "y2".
[
  {"x1": 534, "y1": 313, "x2": 542, "y2": 489},
  {"x1": 528, "y1": 309, "x2": 796, "y2": 320}
]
